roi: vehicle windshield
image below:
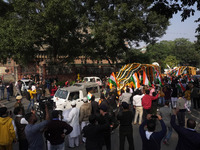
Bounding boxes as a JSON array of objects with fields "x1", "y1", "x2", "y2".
[{"x1": 55, "y1": 89, "x2": 68, "y2": 99}]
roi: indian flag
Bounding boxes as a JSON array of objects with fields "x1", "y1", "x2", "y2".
[
  {"x1": 131, "y1": 72, "x2": 140, "y2": 89},
  {"x1": 176, "y1": 69, "x2": 181, "y2": 76},
  {"x1": 177, "y1": 81, "x2": 185, "y2": 93},
  {"x1": 108, "y1": 72, "x2": 118, "y2": 87},
  {"x1": 155, "y1": 69, "x2": 164, "y2": 86},
  {"x1": 87, "y1": 92, "x2": 93, "y2": 100},
  {"x1": 171, "y1": 69, "x2": 176, "y2": 76},
  {"x1": 143, "y1": 69, "x2": 151, "y2": 86},
  {"x1": 167, "y1": 73, "x2": 172, "y2": 82}
]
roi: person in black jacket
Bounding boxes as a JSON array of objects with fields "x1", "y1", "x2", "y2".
[
  {"x1": 44, "y1": 110, "x2": 73, "y2": 150},
  {"x1": 171, "y1": 83, "x2": 178, "y2": 109},
  {"x1": 91, "y1": 95, "x2": 99, "y2": 115},
  {"x1": 117, "y1": 102, "x2": 134, "y2": 150},
  {"x1": 171, "y1": 109, "x2": 200, "y2": 150},
  {"x1": 139, "y1": 114, "x2": 166, "y2": 150},
  {"x1": 97, "y1": 104, "x2": 118, "y2": 150},
  {"x1": 82, "y1": 114, "x2": 110, "y2": 150},
  {"x1": 14, "y1": 107, "x2": 28, "y2": 150},
  {"x1": 9, "y1": 81, "x2": 13, "y2": 96}
]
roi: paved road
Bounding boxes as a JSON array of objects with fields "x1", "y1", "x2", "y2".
[{"x1": 2, "y1": 96, "x2": 200, "y2": 150}]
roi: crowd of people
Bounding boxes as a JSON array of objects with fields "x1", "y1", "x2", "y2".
[{"x1": 0, "y1": 75, "x2": 200, "y2": 150}]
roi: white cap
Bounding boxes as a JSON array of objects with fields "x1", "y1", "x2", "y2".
[
  {"x1": 83, "y1": 98, "x2": 88, "y2": 103},
  {"x1": 16, "y1": 95, "x2": 22, "y2": 100},
  {"x1": 71, "y1": 101, "x2": 76, "y2": 106}
]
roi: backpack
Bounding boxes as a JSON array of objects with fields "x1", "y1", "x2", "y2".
[{"x1": 25, "y1": 90, "x2": 31, "y2": 100}]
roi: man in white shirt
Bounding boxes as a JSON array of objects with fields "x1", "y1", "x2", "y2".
[
  {"x1": 133, "y1": 89, "x2": 144, "y2": 125},
  {"x1": 65, "y1": 101, "x2": 80, "y2": 148},
  {"x1": 119, "y1": 88, "x2": 132, "y2": 105}
]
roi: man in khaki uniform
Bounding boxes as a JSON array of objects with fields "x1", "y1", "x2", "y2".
[{"x1": 79, "y1": 98, "x2": 92, "y2": 143}]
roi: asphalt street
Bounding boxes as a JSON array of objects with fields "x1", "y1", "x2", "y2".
[{"x1": 2, "y1": 95, "x2": 199, "y2": 150}]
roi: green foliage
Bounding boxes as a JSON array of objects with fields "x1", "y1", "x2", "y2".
[
  {"x1": 0, "y1": 0, "x2": 13, "y2": 17},
  {"x1": 123, "y1": 48, "x2": 150, "y2": 64},
  {"x1": 0, "y1": 0, "x2": 170, "y2": 66},
  {"x1": 82, "y1": 0, "x2": 169, "y2": 65},
  {"x1": 151, "y1": 0, "x2": 200, "y2": 40},
  {"x1": 147, "y1": 40, "x2": 174, "y2": 68},
  {"x1": 2, "y1": 0, "x2": 200, "y2": 67},
  {"x1": 163, "y1": 55, "x2": 179, "y2": 68},
  {"x1": 173, "y1": 38, "x2": 200, "y2": 66},
  {"x1": 0, "y1": 0, "x2": 84, "y2": 65},
  {"x1": 151, "y1": 0, "x2": 200, "y2": 22},
  {"x1": 147, "y1": 38, "x2": 200, "y2": 69}
]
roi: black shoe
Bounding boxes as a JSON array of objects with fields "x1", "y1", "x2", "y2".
[{"x1": 68, "y1": 146, "x2": 75, "y2": 148}]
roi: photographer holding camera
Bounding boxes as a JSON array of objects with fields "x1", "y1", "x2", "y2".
[
  {"x1": 25, "y1": 104, "x2": 50, "y2": 150},
  {"x1": 139, "y1": 114, "x2": 167, "y2": 150}
]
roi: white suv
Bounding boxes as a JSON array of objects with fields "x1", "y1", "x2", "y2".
[{"x1": 52, "y1": 82, "x2": 100, "y2": 111}]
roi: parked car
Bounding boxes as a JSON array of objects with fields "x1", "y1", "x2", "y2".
[
  {"x1": 52, "y1": 82, "x2": 100, "y2": 110},
  {"x1": 15, "y1": 79, "x2": 32, "y2": 94}
]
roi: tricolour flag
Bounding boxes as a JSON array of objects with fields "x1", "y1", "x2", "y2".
[
  {"x1": 108, "y1": 72, "x2": 119, "y2": 87},
  {"x1": 87, "y1": 92, "x2": 93, "y2": 100},
  {"x1": 176, "y1": 69, "x2": 181, "y2": 76},
  {"x1": 130, "y1": 72, "x2": 140, "y2": 89},
  {"x1": 167, "y1": 73, "x2": 172, "y2": 82},
  {"x1": 143, "y1": 69, "x2": 151, "y2": 86},
  {"x1": 155, "y1": 69, "x2": 164, "y2": 86},
  {"x1": 177, "y1": 81, "x2": 185, "y2": 93}
]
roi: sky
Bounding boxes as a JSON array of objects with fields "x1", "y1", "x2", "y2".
[
  {"x1": 159, "y1": 11, "x2": 200, "y2": 42},
  {"x1": 137, "y1": 9, "x2": 200, "y2": 48}
]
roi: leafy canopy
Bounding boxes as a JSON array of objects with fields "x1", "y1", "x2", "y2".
[
  {"x1": 1, "y1": 0, "x2": 200, "y2": 66},
  {"x1": 147, "y1": 38, "x2": 200, "y2": 68}
]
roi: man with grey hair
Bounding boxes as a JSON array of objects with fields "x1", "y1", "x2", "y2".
[{"x1": 79, "y1": 98, "x2": 92, "y2": 143}]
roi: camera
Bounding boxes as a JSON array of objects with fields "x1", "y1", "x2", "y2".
[
  {"x1": 37, "y1": 97, "x2": 55, "y2": 120},
  {"x1": 39, "y1": 97, "x2": 55, "y2": 110},
  {"x1": 151, "y1": 115, "x2": 158, "y2": 119}
]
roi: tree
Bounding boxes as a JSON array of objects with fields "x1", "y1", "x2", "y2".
[
  {"x1": 82, "y1": 0, "x2": 169, "y2": 65},
  {"x1": 3, "y1": 0, "x2": 199, "y2": 66},
  {"x1": 0, "y1": 0, "x2": 85, "y2": 65},
  {"x1": 123, "y1": 48, "x2": 150, "y2": 64},
  {"x1": 146, "y1": 40, "x2": 174, "y2": 68},
  {"x1": 173, "y1": 38, "x2": 200, "y2": 66},
  {"x1": 147, "y1": 38, "x2": 200, "y2": 69},
  {"x1": 151, "y1": 0, "x2": 200, "y2": 39},
  {"x1": 0, "y1": 0, "x2": 13, "y2": 17},
  {"x1": 163, "y1": 55, "x2": 179, "y2": 68},
  {"x1": 0, "y1": 0, "x2": 170, "y2": 66},
  {"x1": 151, "y1": 0, "x2": 200, "y2": 24}
]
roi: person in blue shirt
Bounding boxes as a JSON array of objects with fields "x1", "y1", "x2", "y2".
[{"x1": 25, "y1": 105, "x2": 50, "y2": 150}]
